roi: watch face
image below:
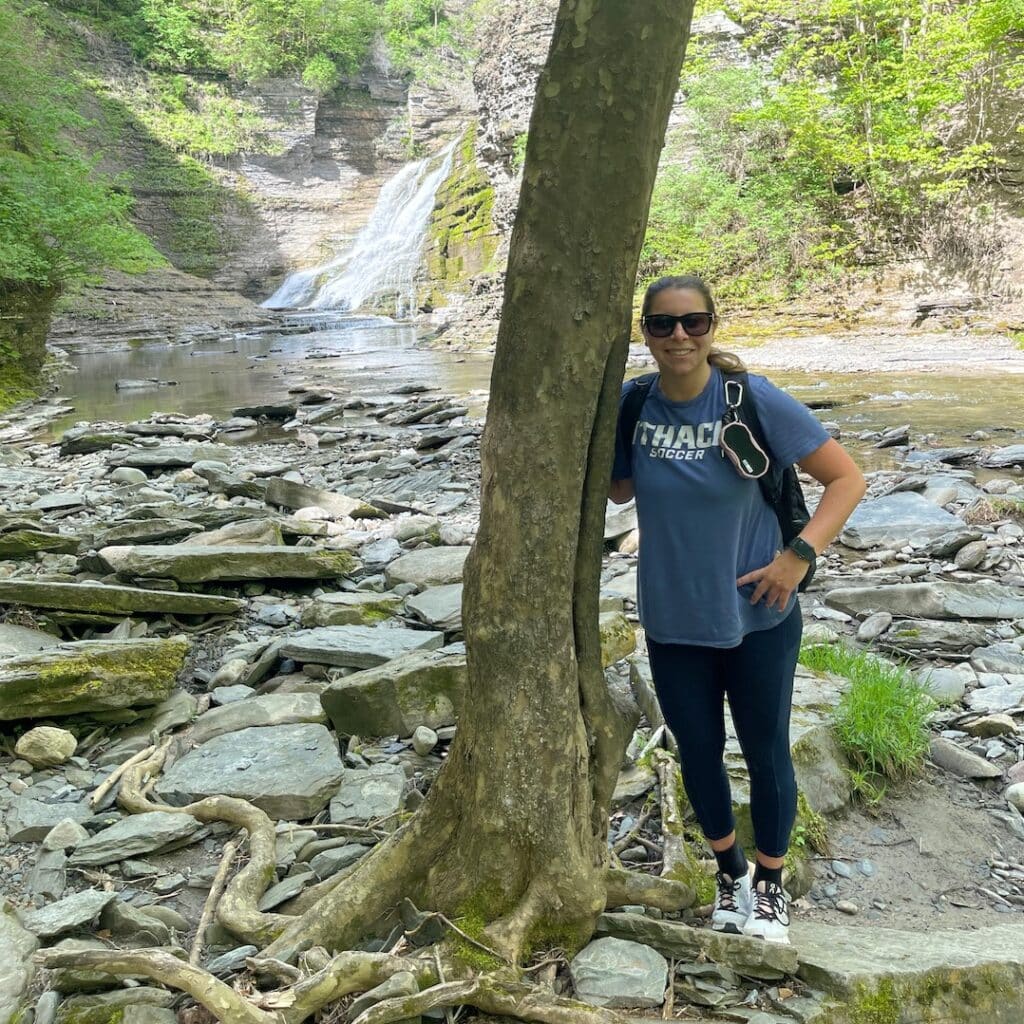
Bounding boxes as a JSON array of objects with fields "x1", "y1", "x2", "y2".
[{"x1": 789, "y1": 538, "x2": 815, "y2": 563}]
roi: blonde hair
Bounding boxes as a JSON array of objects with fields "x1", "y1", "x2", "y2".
[{"x1": 709, "y1": 349, "x2": 746, "y2": 372}]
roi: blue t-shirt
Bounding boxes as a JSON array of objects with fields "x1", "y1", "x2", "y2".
[{"x1": 612, "y1": 367, "x2": 829, "y2": 648}]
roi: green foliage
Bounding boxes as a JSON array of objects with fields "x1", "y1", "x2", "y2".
[
  {"x1": 643, "y1": 0, "x2": 1024, "y2": 305},
  {"x1": 801, "y1": 643, "x2": 935, "y2": 792},
  {"x1": 302, "y1": 53, "x2": 341, "y2": 93},
  {"x1": 0, "y1": 3, "x2": 164, "y2": 290},
  {"x1": 790, "y1": 791, "x2": 829, "y2": 855}
]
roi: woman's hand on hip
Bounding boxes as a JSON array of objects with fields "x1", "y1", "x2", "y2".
[{"x1": 737, "y1": 550, "x2": 809, "y2": 611}]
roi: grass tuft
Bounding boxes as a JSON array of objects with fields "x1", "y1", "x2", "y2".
[{"x1": 800, "y1": 642, "x2": 934, "y2": 799}]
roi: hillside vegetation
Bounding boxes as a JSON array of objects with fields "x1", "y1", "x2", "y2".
[{"x1": 642, "y1": 0, "x2": 1024, "y2": 307}]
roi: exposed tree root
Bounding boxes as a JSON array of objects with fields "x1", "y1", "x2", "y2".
[
  {"x1": 261, "y1": 814, "x2": 444, "y2": 963},
  {"x1": 352, "y1": 974, "x2": 635, "y2": 1024},
  {"x1": 604, "y1": 867, "x2": 693, "y2": 912},
  {"x1": 117, "y1": 740, "x2": 289, "y2": 947},
  {"x1": 33, "y1": 948, "x2": 271, "y2": 1024}
]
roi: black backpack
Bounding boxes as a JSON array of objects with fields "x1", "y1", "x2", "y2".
[{"x1": 617, "y1": 370, "x2": 813, "y2": 589}]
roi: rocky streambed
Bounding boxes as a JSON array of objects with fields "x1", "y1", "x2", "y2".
[{"x1": 1, "y1": 366, "x2": 1024, "y2": 1024}]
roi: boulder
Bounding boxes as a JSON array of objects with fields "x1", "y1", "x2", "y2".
[
  {"x1": 54, "y1": 989, "x2": 175, "y2": 1024},
  {"x1": 0, "y1": 903, "x2": 38, "y2": 1024},
  {"x1": 190, "y1": 693, "x2": 327, "y2": 745},
  {"x1": 69, "y1": 811, "x2": 205, "y2": 866},
  {"x1": 917, "y1": 667, "x2": 970, "y2": 703},
  {"x1": 329, "y1": 763, "x2": 406, "y2": 826},
  {"x1": 265, "y1": 477, "x2": 384, "y2": 519},
  {"x1": 840, "y1": 493, "x2": 975, "y2": 550},
  {"x1": 880, "y1": 619, "x2": 988, "y2": 654},
  {"x1": 0, "y1": 638, "x2": 187, "y2": 721},
  {"x1": 604, "y1": 501, "x2": 638, "y2": 541},
  {"x1": 98, "y1": 544, "x2": 356, "y2": 583},
  {"x1": 0, "y1": 580, "x2": 244, "y2": 617},
  {"x1": 15, "y1": 727, "x2": 77, "y2": 768},
  {"x1": 600, "y1": 612, "x2": 636, "y2": 667},
  {"x1": 825, "y1": 581, "x2": 1024, "y2": 621},
  {"x1": 280, "y1": 624, "x2": 444, "y2": 669},
  {"x1": 321, "y1": 650, "x2": 466, "y2": 736},
  {"x1": 301, "y1": 591, "x2": 405, "y2": 627},
  {"x1": 155, "y1": 723, "x2": 344, "y2": 820},
  {"x1": 384, "y1": 546, "x2": 471, "y2": 589},
  {"x1": 569, "y1": 937, "x2": 668, "y2": 1009}
]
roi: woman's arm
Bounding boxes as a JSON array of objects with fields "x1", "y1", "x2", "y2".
[
  {"x1": 795, "y1": 438, "x2": 867, "y2": 554},
  {"x1": 609, "y1": 478, "x2": 635, "y2": 504},
  {"x1": 737, "y1": 438, "x2": 866, "y2": 610}
]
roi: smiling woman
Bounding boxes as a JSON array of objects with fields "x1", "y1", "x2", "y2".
[{"x1": 611, "y1": 272, "x2": 866, "y2": 945}]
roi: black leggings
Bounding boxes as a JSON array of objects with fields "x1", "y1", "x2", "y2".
[{"x1": 646, "y1": 607, "x2": 802, "y2": 858}]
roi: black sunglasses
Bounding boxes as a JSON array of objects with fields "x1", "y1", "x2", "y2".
[{"x1": 642, "y1": 312, "x2": 716, "y2": 338}]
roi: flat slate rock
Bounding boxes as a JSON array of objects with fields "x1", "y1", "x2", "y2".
[
  {"x1": 106, "y1": 445, "x2": 233, "y2": 469},
  {"x1": 69, "y1": 811, "x2": 205, "y2": 866},
  {"x1": 0, "y1": 580, "x2": 244, "y2": 617},
  {"x1": 190, "y1": 693, "x2": 327, "y2": 746},
  {"x1": 981, "y1": 445, "x2": 1024, "y2": 468},
  {"x1": 929, "y1": 737, "x2": 1003, "y2": 780},
  {"x1": 18, "y1": 889, "x2": 116, "y2": 939},
  {"x1": 8, "y1": 797, "x2": 93, "y2": 842},
  {"x1": 98, "y1": 544, "x2": 356, "y2": 583},
  {"x1": 595, "y1": 912, "x2": 797, "y2": 980},
  {"x1": 264, "y1": 477, "x2": 384, "y2": 520},
  {"x1": 971, "y1": 644, "x2": 1024, "y2": 675},
  {"x1": 0, "y1": 638, "x2": 187, "y2": 721},
  {"x1": 965, "y1": 680, "x2": 1024, "y2": 714},
  {"x1": 793, "y1": 920, "x2": 1024, "y2": 1014},
  {"x1": 0, "y1": 623, "x2": 61, "y2": 658},
  {"x1": 404, "y1": 584, "x2": 463, "y2": 631},
  {"x1": 825, "y1": 581, "x2": 1024, "y2": 621},
  {"x1": 384, "y1": 546, "x2": 472, "y2": 589},
  {"x1": 155, "y1": 723, "x2": 344, "y2": 820},
  {"x1": 95, "y1": 519, "x2": 199, "y2": 547},
  {"x1": 840, "y1": 492, "x2": 975, "y2": 550},
  {"x1": 0, "y1": 531, "x2": 79, "y2": 558},
  {"x1": 280, "y1": 624, "x2": 444, "y2": 669},
  {"x1": 0, "y1": 904, "x2": 38, "y2": 1024},
  {"x1": 329, "y1": 763, "x2": 406, "y2": 826}
]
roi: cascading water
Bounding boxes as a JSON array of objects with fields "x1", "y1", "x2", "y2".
[{"x1": 263, "y1": 140, "x2": 456, "y2": 318}]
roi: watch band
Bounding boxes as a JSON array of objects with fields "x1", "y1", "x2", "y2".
[{"x1": 787, "y1": 536, "x2": 816, "y2": 564}]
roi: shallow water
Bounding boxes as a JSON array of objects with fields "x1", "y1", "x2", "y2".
[{"x1": 51, "y1": 315, "x2": 1023, "y2": 469}]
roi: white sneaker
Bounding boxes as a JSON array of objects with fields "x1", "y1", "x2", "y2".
[
  {"x1": 742, "y1": 880, "x2": 791, "y2": 944},
  {"x1": 711, "y1": 871, "x2": 753, "y2": 934}
]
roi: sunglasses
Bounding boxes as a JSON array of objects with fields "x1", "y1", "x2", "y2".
[{"x1": 642, "y1": 312, "x2": 716, "y2": 338}]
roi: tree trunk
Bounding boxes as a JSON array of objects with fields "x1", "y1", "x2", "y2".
[{"x1": 420, "y1": 0, "x2": 696, "y2": 959}]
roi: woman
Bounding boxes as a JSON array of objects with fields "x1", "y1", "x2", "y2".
[{"x1": 610, "y1": 275, "x2": 865, "y2": 944}]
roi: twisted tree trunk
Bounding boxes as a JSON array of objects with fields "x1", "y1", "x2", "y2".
[{"x1": 37, "y1": 2, "x2": 697, "y2": 1019}]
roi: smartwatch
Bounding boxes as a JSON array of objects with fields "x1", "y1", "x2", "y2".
[
  {"x1": 787, "y1": 536, "x2": 817, "y2": 565},
  {"x1": 787, "y1": 536, "x2": 817, "y2": 592}
]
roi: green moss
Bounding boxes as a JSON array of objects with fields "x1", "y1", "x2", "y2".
[
  {"x1": 791, "y1": 791, "x2": 829, "y2": 855},
  {"x1": 664, "y1": 841, "x2": 716, "y2": 907},
  {"x1": 525, "y1": 916, "x2": 593, "y2": 960},
  {"x1": 848, "y1": 979, "x2": 900, "y2": 1024},
  {"x1": 424, "y1": 123, "x2": 498, "y2": 303}
]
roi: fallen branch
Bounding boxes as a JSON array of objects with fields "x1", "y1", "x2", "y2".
[{"x1": 89, "y1": 742, "x2": 157, "y2": 808}]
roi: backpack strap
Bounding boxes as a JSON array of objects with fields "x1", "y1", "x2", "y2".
[{"x1": 617, "y1": 372, "x2": 658, "y2": 476}]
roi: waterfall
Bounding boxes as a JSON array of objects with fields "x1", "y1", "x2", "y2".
[{"x1": 263, "y1": 141, "x2": 457, "y2": 318}]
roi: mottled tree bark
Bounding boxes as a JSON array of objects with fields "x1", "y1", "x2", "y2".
[{"x1": 417, "y1": 0, "x2": 697, "y2": 958}]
